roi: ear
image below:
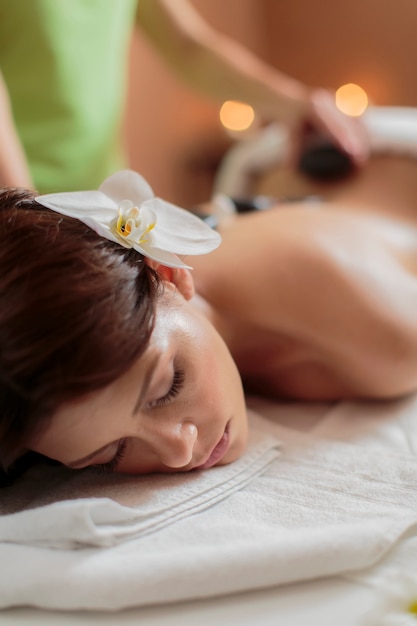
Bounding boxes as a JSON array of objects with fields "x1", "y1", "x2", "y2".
[{"x1": 145, "y1": 259, "x2": 195, "y2": 301}]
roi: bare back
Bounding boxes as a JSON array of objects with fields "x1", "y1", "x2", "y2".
[{"x1": 191, "y1": 155, "x2": 417, "y2": 401}]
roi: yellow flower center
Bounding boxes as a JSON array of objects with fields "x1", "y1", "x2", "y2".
[
  {"x1": 408, "y1": 600, "x2": 417, "y2": 614},
  {"x1": 115, "y1": 206, "x2": 156, "y2": 244},
  {"x1": 116, "y1": 206, "x2": 138, "y2": 236},
  {"x1": 137, "y1": 222, "x2": 156, "y2": 244}
]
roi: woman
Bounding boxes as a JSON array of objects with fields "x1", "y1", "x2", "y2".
[{"x1": 1, "y1": 148, "x2": 417, "y2": 476}]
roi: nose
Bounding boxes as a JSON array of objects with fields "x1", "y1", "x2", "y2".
[{"x1": 142, "y1": 418, "x2": 198, "y2": 469}]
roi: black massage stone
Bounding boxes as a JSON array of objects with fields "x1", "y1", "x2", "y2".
[{"x1": 298, "y1": 142, "x2": 354, "y2": 181}]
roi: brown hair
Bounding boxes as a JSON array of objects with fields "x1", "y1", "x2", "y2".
[{"x1": 0, "y1": 188, "x2": 161, "y2": 470}]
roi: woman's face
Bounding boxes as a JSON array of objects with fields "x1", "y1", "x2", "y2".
[{"x1": 32, "y1": 283, "x2": 248, "y2": 474}]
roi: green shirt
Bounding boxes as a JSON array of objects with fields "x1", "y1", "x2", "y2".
[{"x1": 0, "y1": 0, "x2": 137, "y2": 192}]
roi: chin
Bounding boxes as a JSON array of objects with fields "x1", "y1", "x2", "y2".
[
  {"x1": 221, "y1": 413, "x2": 249, "y2": 466},
  {"x1": 220, "y1": 438, "x2": 247, "y2": 467}
]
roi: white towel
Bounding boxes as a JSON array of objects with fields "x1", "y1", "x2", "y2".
[{"x1": 2, "y1": 398, "x2": 417, "y2": 611}]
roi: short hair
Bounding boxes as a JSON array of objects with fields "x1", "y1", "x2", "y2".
[{"x1": 0, "y1": 188, "x2": 161, "y2": 470}]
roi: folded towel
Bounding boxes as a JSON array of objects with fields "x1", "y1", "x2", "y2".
[
  {"x1": 364, "y1": 106, "x2": 417, "y2": 159},
  {"x1": 2, "y1": 398, "x2": 417, "y2": 611},
  {"x1": 311, "y1": 392, "x2": 417, "y2": 452}
]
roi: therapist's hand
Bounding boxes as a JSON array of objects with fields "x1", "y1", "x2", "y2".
[{"x1": 288, "y1": 88, "x2": 370, "y2": 171}]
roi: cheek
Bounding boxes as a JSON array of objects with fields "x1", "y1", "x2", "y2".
[
  {"x1": 118, "y1": 446, "x2": 162, "y2": 475},
  {"x1": 194, "y1": 330, "x2": 243, "y2": 406}
]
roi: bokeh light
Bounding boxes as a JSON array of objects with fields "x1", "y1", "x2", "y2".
[
  {"x1": 335, "y1": 83, "x2": 369, "y2": 117},
  {"x1": 219, "y1": 100, "x2": 255, "y2": 132}
]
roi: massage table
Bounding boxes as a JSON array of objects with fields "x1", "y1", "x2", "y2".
[{"x1": 2, "y1": 392, "x2": 417, "y2": 624}]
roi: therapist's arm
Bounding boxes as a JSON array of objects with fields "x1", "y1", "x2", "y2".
[
  {"x1": 135, "y1": 0, "x2": 369, "y2": 167},
  {"x1": 0, "y1": 69, "x2": 33, "y2": 188}
]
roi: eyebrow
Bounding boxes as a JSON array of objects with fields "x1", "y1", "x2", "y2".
[{"x1": 66, "y1": 353, "x2": 161, "y2": 469}]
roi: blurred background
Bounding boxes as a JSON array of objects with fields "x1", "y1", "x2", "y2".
[{"x1": 124, "y1": 0, "x2": 417, "y2": 208}]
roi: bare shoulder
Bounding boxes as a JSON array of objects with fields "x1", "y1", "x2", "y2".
[
  {"x1": 218, "y1": 202, "x2": 417, "y2": 300},
  {"x1": 205, "y1": 204, "x2": 416, "y2": 310}
]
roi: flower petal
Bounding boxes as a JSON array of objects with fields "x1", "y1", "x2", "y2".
[
  {"x1": 81, "y1": 217, "x2": 131, "y2": 247},
  {"x1": 136, "y1": 204, "x2": 157, "y2": 230},
  {"x1": 143, "y1": 198, "x2": 221, "y2": 255},
  {"x1": 99, "y1": 170, "x2": 154, "y2": 206},
  {"x1": 134, "y1": 243, "x2": 192, "y2": 269},
  {"x1": 35, "y1": 191, "x2": 117, "y2": 225}
]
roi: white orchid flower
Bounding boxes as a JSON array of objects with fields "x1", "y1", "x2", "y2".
[
  {"x1": 365, "y1": 569, "x2": 417, "y2": 626},
  {"x1": 35, "y1": 170, "x2": 221, "y2": 268}
]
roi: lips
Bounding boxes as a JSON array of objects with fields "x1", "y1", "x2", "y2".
[{"x1": 194, "y1": 422, "x2": 230, "y2": 471}]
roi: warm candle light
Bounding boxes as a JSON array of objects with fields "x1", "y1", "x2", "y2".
[
  {"x1": 335, "y1": 83, "x2": 368, "y2": 117},
  {"x1": 219, "y1": 100, "x2": 255, "y2": 132}
]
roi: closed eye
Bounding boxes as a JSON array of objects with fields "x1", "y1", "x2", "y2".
[
  {"x1": 148, "y1": 368, "x2": 185, "y2": 409},
  {"x1": 90, "y1": 369, "x2": 185, "y2": 472},
  {"x1": 91, "y1": 438, "x2": 128, "y2": 473}
]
